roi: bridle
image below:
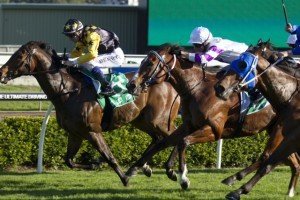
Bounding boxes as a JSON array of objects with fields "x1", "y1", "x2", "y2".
[
  {"x1": 21, "y1": 47, "x2": 60, "y2": 76},
  {"x1": 139, "y1": 50, "x2": 176, "y2": 88},
  {"x1": 231, "y1": 45, "x2": 284, "y2": 92}
]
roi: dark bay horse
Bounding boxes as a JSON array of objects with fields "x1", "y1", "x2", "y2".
[
  {"x1": 126, "y1": 43, "x2": 300, "y2": 193},
  {"x1": 0, "y1": 41, "x2": 180, "y2": 186},
  {"x1": 215, "y1": 40, "x2": 300, "y2": 199}
]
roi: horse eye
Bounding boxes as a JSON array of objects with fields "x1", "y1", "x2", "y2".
[{"x1": 149, "y1": 55, "x2": 156, "y2": 63}]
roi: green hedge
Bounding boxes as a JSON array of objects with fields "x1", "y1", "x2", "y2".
[{"x1": 0, "y1": 117, "x2": 269, "y2": 169}]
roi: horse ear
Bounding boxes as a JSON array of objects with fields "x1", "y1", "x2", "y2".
[
  {"x1": 266, "y1": 38, "x2": 271, "y2": 43},
  {"x1": 257, "y1": 38, "x2": 263, "y2": 45}
]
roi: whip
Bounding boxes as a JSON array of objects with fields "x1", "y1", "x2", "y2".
[{"x1": 282, "y1": 0, "x2": 289, "y2": 25}]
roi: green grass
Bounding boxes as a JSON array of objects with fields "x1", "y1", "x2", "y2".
[
  {"x1": 0, "y1": 85, "x2": 51, "y2": 111},
  {"x1": 0, "y1": 167, "x2": 298, "y2": 199}
]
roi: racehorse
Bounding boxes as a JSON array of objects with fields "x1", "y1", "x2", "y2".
[
  {"x1": 215, "y1": 39, "x2": 300, "y2": 199},
  {"x1": 0, "y1": 41, "x2": 180, "y2": 186},
  {"x1": 125, "y1": 43, "x2": 300, "y2": 193}
]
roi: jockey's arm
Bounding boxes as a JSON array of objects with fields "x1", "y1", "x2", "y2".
[
  {"x1": 70, "y1": 42, "x2": 84, "y2": 58},
  {"x1": 280, "y1": 50, "x2": 293, "y2": 57},
  {"x1": 182, "y1": 46, "x2": 221, "y2": 65}
]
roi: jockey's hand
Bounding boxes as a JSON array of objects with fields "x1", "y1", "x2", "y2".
[
  {"x1": 285, "y1": 23, "x2": 293, "y2": 33},
  {"x1": 181, "y1": 51, "x2": 189, "y2": 59},
  {"x1": 170, "y1": 49, "x2": 181, "y2": 56},
  {"x1": 61, "y1": 59, "x2": 78, "y2": 67}
]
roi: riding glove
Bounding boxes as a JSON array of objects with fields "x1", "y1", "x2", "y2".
[{"x1": 61, "y1": 59, "x2": 78, "y2": 67}]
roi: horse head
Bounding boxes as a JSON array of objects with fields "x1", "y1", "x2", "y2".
[
  {"x1": 215, "y1": 39, "x2": 277, "y2": 100},
  {"x1": 0, "y1": 41, "x2": 61, "y2": 84},
  {"x1": 127, "y1": 43, "x2": 185, "y2": 95}
]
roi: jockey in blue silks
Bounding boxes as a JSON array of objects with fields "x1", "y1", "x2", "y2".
[{"x1": 285, "y1": 23, "x2": 300, "y2": 55}]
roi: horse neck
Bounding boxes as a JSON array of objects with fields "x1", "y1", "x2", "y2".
[
  {"x1": 168, "y1": 63, "x2": 210, "y2": 97},
  {"x1": 257, "y1": 65, "x2": 299, "y2": 110},
  {"x1": 33, "y1": 53, "x2": 78, "y2": 104}
]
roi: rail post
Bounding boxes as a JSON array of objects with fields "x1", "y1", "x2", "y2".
[{"x1": 37, "y1": 103, "x2": 54, "y2": 173}]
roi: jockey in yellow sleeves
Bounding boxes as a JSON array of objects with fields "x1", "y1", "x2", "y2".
[{"x1": 62, "y1": 18, "x2": 125, "y2": 95}]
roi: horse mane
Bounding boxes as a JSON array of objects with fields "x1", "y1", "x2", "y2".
[
  {"x1": 23, "y1": 41, "x2": 63, "y2": 68},
  {"x1": 157, "y1": 43, "x2": 185, "y2": 54}
]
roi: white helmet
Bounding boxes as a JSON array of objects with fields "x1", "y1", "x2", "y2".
[
  {"x1": 188, "y1": 26, "x2": 213, "y2": 44},
  {"x1": 286, "y1": 34, "x2": 297, "y2": 45}
]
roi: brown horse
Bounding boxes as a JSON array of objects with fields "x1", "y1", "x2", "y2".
[
  {"x1": 0, "y1": 41, "x2": 180, "y2": 186},
  {"x1": 125, "y1": 43, "x2": 300, "y2": 193},
  {"x1": 215, "y1": 40, "x2": 300, "y2": 199}
]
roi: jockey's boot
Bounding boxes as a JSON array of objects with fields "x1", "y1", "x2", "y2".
[{"x1": 92, "y1": 67, "x2": 115, "y2": 96}]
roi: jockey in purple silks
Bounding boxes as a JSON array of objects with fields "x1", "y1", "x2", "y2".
[{"x1": 180, "y1": 26, "x2": 248, "y2": 68}]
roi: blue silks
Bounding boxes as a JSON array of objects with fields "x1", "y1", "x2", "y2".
[{"x1": 230, "y1": 52, "x2": 258, "y2": 89}]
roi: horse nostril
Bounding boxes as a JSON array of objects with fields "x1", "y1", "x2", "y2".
[{"x1": 214, "y1": 84, "x2": 225, "y2": 95}]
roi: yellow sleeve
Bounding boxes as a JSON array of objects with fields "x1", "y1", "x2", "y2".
[
  {"x1": 70, "y1": 42, "x2": 84, "y2": 58},
  {"x1": 77, "y1": 32, "x2": 101, "y2": 64}
]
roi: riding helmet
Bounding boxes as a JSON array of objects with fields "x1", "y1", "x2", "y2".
[
  {"x1": 62, "y1": 19, "x2": 84, "y2": 35},
  {"x1": 188, "y1": 26, "x2": 213, "y2": 45}
]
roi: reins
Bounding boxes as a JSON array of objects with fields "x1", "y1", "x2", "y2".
[{"x1": 238, "y1": 56, "x2": 284, "y2": 88}]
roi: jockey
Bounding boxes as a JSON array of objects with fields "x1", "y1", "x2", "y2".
[
  {"x1": 180, "y1": 26, "x2": 248, "y2": 67},
  {"x1": 61, "y1": 18, "x2": 125, "y2": 95},
  {"x1": 285, "y1": 23, "x2": 300, "y2": 55},
  {"x1": 286, "y1": 34, "x2": 297, "y2": 49}
]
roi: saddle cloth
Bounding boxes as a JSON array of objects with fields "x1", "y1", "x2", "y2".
[
  {"x1": 79, "y1": 68, "x2": 135, "y2": 108},
  {"x1": 240, "y1": 91, "x2": 269, "y2": 116}
]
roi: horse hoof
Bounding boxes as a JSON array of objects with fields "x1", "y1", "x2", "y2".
[
  {"x1": 180, "y1": 180, "x2": 190, "y2": 190},
  {"x1": 225, "y1": 192, "x2": 240, "y2": 200},
  {"x1": 142, "y1": 166, "x2": 152, "y2": 177},
  {"x1": 122, "y1": 176, "x2": 130, "y2": 187},
  {"x1": 221, "y1": 177, "x2": 236, "y2": 186},
  {"x1": 166, "y1": 169, "x2": 177, "y2": 181}
]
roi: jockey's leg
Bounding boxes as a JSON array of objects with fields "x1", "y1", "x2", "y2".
[{"x1": 91, "y1": 67, "x2": 115, "y2": 95}]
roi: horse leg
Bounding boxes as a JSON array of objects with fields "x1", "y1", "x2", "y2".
[
  {"x1": 177, "y1": 125, "x2": 217, "y2": 190},
  {"x1": 226, "y1": 133, "x2": 299, "y2": 200},
  {"x1": 126, "y1": 125, "x2": 188, "y2": 178},
  {"x1": 223, "y1": 124, "x2": 300, "y2": 197},
  {"x1": 165, "y1": 146, "x2": 178, "y2": 181},
  {"x1": 87, "y1": 131, "x2": 128, "y2": 186},
  {"x1": 222, "y1": 122, "x2": 285, "y2": 187},
  {"x1": 177, "y1": 140, "x2": 189, "y2": 190},
  {"x1": 140, "y1": 139, "x2": 157, "y2": 178},
  {"x1": 286, "y1": 153, "x2": 300, "y2": 197},
  {"x1": 65, "y1": 134, "x2": 98, "y2": 170}
]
